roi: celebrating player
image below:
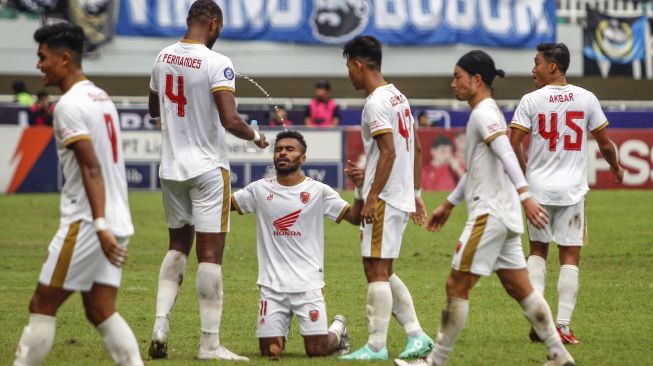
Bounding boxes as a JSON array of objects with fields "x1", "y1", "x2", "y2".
[
  {"x1": 231, "y1": 130, "x2": 363, "y2": 359},
  {"x1": 14, "y1": 23, "x2": 142, "y2": 366},
  {"x1": 394, "y1": 50, "x2": 575, "y2": 366},
  {"x1": 339, "y1": 35, "x2": 434, "y2": 361},
  {"x1": 509, "y1": 43, "x2": 624, "y2": 344},
  {"x1": 147, "y1": 0, "x2": 268, "y2": 361}
]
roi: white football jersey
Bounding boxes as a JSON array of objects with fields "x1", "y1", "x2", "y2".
[
  {"x1": 53, "y1": 80, "x2": 133, "y2": 237},
  {"x1": 511, "y1": 84, "x2": 608, "y2": 205},
  {"x1": 232, "y1": 177, "x2": 350, "y2": 293},
  {"x1": 150, "y1": 40, "x2": 236, "y2": 181},
  {"x1": 361, "y1": 84, "x2": 415, "y2": 213},
  {"x1": 465, "y1": 98, "x2": 522, "y2": 234}
]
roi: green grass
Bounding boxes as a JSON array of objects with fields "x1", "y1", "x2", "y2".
[{"x1": 1, "y1": 190, "x2": 652, "y2": 365}]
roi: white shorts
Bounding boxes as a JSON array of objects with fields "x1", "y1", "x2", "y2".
[
  {"x1": 452, "y1": 214, "x2": 526, "y2": 277},
  {"x1": 527, "y1": 199, "x2": 586, "y2": 246},
  {"x1": 39, "y1": 220, "x2": 129, "y2": 292},
  {"x1": 161, "y1": 168, "x2": 231, "y2": 233},
  {"x1": 256, "y1": 286, "x2": 328, "y2": 338},
  {"x1": 361, "y1": 200, "x2": 409, "y2": 259}
]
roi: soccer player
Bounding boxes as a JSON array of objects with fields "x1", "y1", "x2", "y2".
[
  {"x1": 509, "y1": 43, "x2": 624, "y2": 344},
  {"x1": 231, "y1": 130, "x2": 363, "y2": 358},
  {"x1": 394, "y1": 50, "x2": 575, "y2": 366},
  {"x1": 339, "y1": 35, "x2": 434, "y2": 361},
  {"x1": 147, "y1": 0, "x2": 268, "y2": 361},
  {"x1": 14, "y1": 23, "x2": 142, "y2": 366}
]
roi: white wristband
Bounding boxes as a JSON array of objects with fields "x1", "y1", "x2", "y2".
[
  {"x1": 252, "y1": 129, "x2": 261, "y2": 142},
  {"x1": 519, "y1": 191, "x2": 531, "y2": 202},
  {"x1": 93, "y1": 217, "x2": 108, "y2": 232},
  {"x1": 354, "y1": 187, "x2": 363, "y2": 200},
  {"x1": 414, "y1": 189, "x2": 422, "y2": 198}
]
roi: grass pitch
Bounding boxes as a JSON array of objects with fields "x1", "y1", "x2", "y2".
[{"x1": 0, "y1": 190, "x2": 651, "y2": 365}]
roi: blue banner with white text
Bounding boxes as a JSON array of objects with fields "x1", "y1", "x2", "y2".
[{"x1": 117, "y1": 0, "x2": 556, "y2": 47}]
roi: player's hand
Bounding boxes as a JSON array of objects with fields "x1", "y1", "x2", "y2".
[
  {"x1": 411, "y1": 196, "x2": 427, "y2": 226},
  {"x1": 361, "y1": 196, "x2": 378, "y2": 225},
  {"x1": 523, "y1": 198, "x2": 549, "y2": 230},
  {"x1": 97, "y1": 230, "x2": 127, "y2": 267},
  {"x1": 344, "y1": 160, "x2": 364, "y2": 188},
  {"x1": 611, "y1": 165, "x2": 624, "y2": 183},
  {"x1": 426, "y1": 202, "x2": 454, "y2": 232},
  {"x1": 255, "y1": 132, "x2": 269, "y2": 148}
]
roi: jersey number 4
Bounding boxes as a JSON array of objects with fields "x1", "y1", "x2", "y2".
[
  {"x1": 538, "y1": 111, "x2": 584, "y2": 151},
  {"x1": 397, "y1": 108, "x2": 412, "y2": 151},
  {"x1": 165, "y1": 74, "x2": 187, "y2": 117}
]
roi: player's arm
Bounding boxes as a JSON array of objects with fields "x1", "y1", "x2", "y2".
[
  {"x1": 213, "y1": 90, "x2": 268, "y2": 148},
  {"x1": 489, "y1": 133, "x2": 548, "y2": 229},
  {"x1": 362, "y1": 132, "x2": 395, "y2": 224},
  {"x1": 343, "y1": 160, "x2": 365, "y2": 225},
  {"x1": 148, "y1": 90, "x2": 160, "y2": 118},
  {"x1": 332, "y1": 105, "x2": 341, "y2": 126},
  {"x1": 591, "y1": 127, "x2": 624, "y2": 183},
  {"x1": 411, "y1": 124, "x2": 426, "y2": 226},
  {"x1": 426, "y1": 174, "x2": 465, "y2": 232},
  {"x1": 509, "y1": 126, "x2": 529, "y2": 172},
  {"x1": 69, "y1": 139, "x2": 126, "y2": 267}
]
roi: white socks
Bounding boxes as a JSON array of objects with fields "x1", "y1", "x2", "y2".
[
  {"x1": 328, "y1": 318, "x2": 345, "y2": 344},
  {"x1": 13, "y1": 314, "x2": 56, "y2": 366},
  {"x1": 557, "y1": 265, "x2": 579, "y2": 326},
  {"x1": 527, "y1": 255, "x2": 547, "y2": 295},
  {"x1": 429, "y1": 297, "x2": 469, "y2": 366},
  {"x1": 97, "y1": 313, "x2": 144, "y2": 366},
  {"x1": 197, "y1": 262, "x2": 223, "y2": 351},
  {"x1": 155, "y1": 250, "x2": 187, "y2": 319},
  {"x1": 520, "y1": 291, "x2": 566, "y2": 360},
  {"x1": 367, "y1": 282, "x2": 392, "y2": 351},
  {"x1": 389, "y1": 274, "x2": 424, "y2": 338}
]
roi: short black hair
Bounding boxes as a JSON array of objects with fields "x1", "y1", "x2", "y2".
[
  {"x1": 33, "y1": 23, "x2": 85, "y2": 66},
  {"x1": 275, "y1": 130, "x2": 307, "y2": 153},
  {"x1": 432, "y1": 135, "x2": 453, "y2": 148},
  {"x1": 187, "y1": 0, "x2": 223, "y2": 25},
  {"x1": 37, "y1": 90, "x2": 49, "y2": 99},
  {"x1": 343, "y1": 35, "x2": 382, "y2": 70},
  {"x1": 537, "y1": 43, "x2": 570, "y2": 74},
  {"x1": 315, "y1": 79, "x2": 331, "y2": 90},
  {"x1": 12, "y1": 80, "x2": 27, "y2": 94}
]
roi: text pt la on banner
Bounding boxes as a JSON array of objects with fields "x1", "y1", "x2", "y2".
[
  {"x1": 583, "y1": 5, "x2": 648, "y2": 64},
  {"x1": 117, "y1": 0, "x2": 556, "y2": 48}
]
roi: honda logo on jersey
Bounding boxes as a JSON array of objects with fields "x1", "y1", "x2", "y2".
[
  {"x1": 300, "y1": 192, "x2": 310, "y2": 204},
  {"x1": 273, "y1": 209, "x2": 302, "y2": 236}
]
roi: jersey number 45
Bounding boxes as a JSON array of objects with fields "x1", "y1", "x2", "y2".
[{"x1": 538, "y1": 111, "x2": 584, "y2": 151}]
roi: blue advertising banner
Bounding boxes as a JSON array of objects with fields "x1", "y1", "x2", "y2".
[{"x1": 117, "y1": 0, "x2": 556, "y2": 47}]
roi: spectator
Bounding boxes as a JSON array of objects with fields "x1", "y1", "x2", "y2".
[
  {"x1": 417, "y1": 111, "x2": 431, "y2": 127},
  {"x1": 268, "y1": 107, "x2": 292, "y2": 127},
  {"x1": 421, "y1": 135, "x2": 463, "y2": 191},
  {"x1": 29, "y1": 90, "x2": 54, "y2": 126},
  {"x1": 12, "y1": 80, "x2": 33, "y2": 106},
  {"x1": 304, "y1": 80, "x2": 340, "y2": 128}
]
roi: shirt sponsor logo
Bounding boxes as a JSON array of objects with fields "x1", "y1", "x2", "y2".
[
  {"x1": 300, "y1": 192, "x2": 310, "y2": 204},
  {"x1": 272, "y1": 209, "x2": 302, "y2": 236},
  {"x1": 266, "y1": 193, "x2": 274, "y2": 201}
]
